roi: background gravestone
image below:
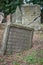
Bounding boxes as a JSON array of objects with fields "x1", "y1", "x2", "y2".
[
  {"x1": 21, "y1": 4, "x2": 41, "y2": 30},
  {"x1": 11, "y1": 4, "x2": 41, "y2": 30}
]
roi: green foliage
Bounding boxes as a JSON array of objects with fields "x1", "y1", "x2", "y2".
[
  {"x1": 23, "y1": 51, "x2": 37, "y2": 64},
  {"x1": 23, "y1": 55, "x2": 37, "y2": 64},
  {"x1": 23, "y1": 50, "x2": 43, "y2": 64},
  {"x1": 38, "y1": 58, "x2": 43, "y2": 64},
  {"x1": 0, "y1": 58, "x2": 4, "y2": 62},
  {"x1": 0, "y1": 0, "x2": 18, "y2": 15},
  {"x1": 12, "y1": 61, "x2": 20, "y2": 65},
  {"x1": 0, "y1": 0, "x2": 23, "y2": 15},
  {"x1": 23, "y1": 55, "x2": 43, "y2": 64}
]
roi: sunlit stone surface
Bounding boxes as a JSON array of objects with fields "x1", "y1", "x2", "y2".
[{"x1": 21, "y1": 4, "x2": 41, "y2": 30}]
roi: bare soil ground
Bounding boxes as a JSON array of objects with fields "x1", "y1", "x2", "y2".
[{"x1": 0, "y1": 31, "x2": 43, "y2": 65}]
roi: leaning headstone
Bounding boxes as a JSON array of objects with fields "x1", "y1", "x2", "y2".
[
  {"x1": 0, "y1": 24, "x2": 6, "y2": 55},
  {"x1": 21, "y1": 4, "x2": 41, "y2": 30}
]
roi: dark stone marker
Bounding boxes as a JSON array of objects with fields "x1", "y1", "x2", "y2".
[{"x1": 5, "y1": 24, "x2": 34, "y2": 55}]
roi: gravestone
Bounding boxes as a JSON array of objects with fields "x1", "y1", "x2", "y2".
[
  {"x1": 11, "y1": 6, "x2": 22, "y2": 24},
  {"x1": 15, "y1": 7, "x2": 22, "y2": 24},
  {"x1": 0, "y1": 24, "x2": 6, "y2": 55},
  {"x1": 4, "y1": 24, "x2": 34, "y2": 55},
  {"x1": 21, "y1": 4, "x2": 41, "y2": 30}
]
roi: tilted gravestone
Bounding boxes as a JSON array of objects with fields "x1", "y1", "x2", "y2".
[
  {"x1": 0, "y1": 24, "x2": 7, "y2": 55},
  {"x1": 21, "y1": 4, "x2": 41, "y2": 30},
  {"x1": 3, "y1": 24, "x2": 34, "y2": 55}
]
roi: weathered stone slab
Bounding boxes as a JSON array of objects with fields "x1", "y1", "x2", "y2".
[
  {"x1": 21, "y1": 4, "x2": 41, "y2": 30},
  {"x1": 5, "y1": 24, "x2": 34, "y2": 55},
  {"x1": 0, "y1": 24, "x2": 7, "y2": 55}
]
